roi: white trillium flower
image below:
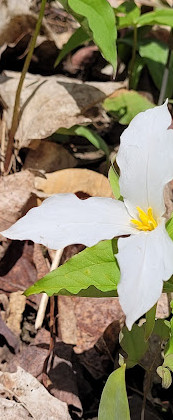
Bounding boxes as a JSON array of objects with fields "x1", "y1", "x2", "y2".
[{"x1": 2, "y1": 102, "x2": 173, "y2": 330}]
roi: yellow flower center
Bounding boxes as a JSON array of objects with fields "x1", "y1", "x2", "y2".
[{"x1": 131, "y1": 207, "x2": 158, "y2": 231}]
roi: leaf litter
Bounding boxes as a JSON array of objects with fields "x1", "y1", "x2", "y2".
[{"x1": 0, "y1": 71, "x2": 123, "y2": 149}]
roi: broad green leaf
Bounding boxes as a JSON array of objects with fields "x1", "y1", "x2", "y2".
[
  {"x1": 68, "y1": 0, "x2": 117, "y2": 71},
  {"x1": 120, "y1": 324, "x2": 148, "y2": 368},
  {"x1": 57, "y1": 125, "x2": 109, "y2": 158},
  {"x1": 129, "y1": 54, "x2": 144, "y2": 89},
  {"x1": 115, "y1": 1, "x2": 140, "y2": 29},
  {"x1": 163, "y1": 354, "x2": 173, "y2": 372},
  {"x1": 98, "y1": 365, "x2": 130, "y2": 420},
  {"x1": 54, "y1": 27, "x2": 90, "y2": 67},
  {"x1": 153, "y1": 319, "x2": 170, "y2": 341},
  {"x1": 138, "y1": 9, "x2": 173, "y2": 27},
  {"x1": 103, "y1": 90, "x2": 154, "y2": 125},
  {"x1": 166, "y1": 213, "x2": 173, "y2": 240},
  {"x1": 145, "y1": 304, "x2": 156, "y2": 342},
  {"x1": 108, "y1": 165, "x2": 120, "y2": 199},
  {"x1": 157, "y1": 366, "x2": 172, "y2": 389},
  {"x1": 163, "y1": 277, "x2": 173, "y2": 293},
  {"x1": 139, "y1": 40, "x2": 173, "y2": 97},
  {"x1": 58, "y1": 0, "x2": 92, "y2": 34},
  {"x1": 25, "y1": 239, "x2": 120, "y2": 297},
  {"x1": 164, "y1": 336, "x2": 173, "y2": 358}
]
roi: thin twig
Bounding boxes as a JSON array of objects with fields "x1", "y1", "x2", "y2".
[
  {"x1": 4, "y1": 0, "x2": 47, "y2": 173},
  {"x1": 35, "y1": 248, "x2": 64, "y2": 330}
]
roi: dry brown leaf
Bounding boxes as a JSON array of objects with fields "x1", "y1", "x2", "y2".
[
  {"x1": 0, "y1": 0, "x2": 32, "y2": 46},
  {"x1": 23, "y1": 140, "x2": 76, "y2": 172},
  {"x1": 0, "y1": 398, "x2": 33, "y2": 419},
  {"x1": 156, "y1": 294, "x2": 169, "y2": 319},
  {"x1": 0, "y1": 170, "x2": 36, "y2": 232},
  {"x1": 0, "y1": 71, "x2": 124, "y2": 149},
  {"x1": 48, "y1": 342, "x2": 83, "y2": 417},
  {"x1": 58, "y1": 297, "x2": 77, "y2": 345},
  {"x1": 0, "y1": 0, "x2": 62, "y2": 49},
  {"x1": 0, "y1": 241, "x2": 37, "y2": 302},
  {"x1": 8, "y1": 336, "x2": 49, "y2": 379},
  {"x1": 0, "y1": 367, "x2": 72, "y2": 420},
  {"x1": 35, "y1": 168, "x2": 113, "y2": 198},
  {"x1": 0, "y1": 312, "x2": 19, "y2": 353},
  {"x1": 8, "y1": 337, "x2": 83, "y2": 417},
  {"x1": 33, "y1": 243, "x2": 49, "y2": 280},
  {"x1": 59, "y1": 296, "x2": 124, "y2": 353},
  {"x1": 6, "y1": 291, "x2": 26, "y2": 336}
]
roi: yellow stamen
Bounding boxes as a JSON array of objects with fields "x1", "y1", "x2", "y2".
[{"x1": 131, "y1": 207, "x2": 157, "y2": 231}]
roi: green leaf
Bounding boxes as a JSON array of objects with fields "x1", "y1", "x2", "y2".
[
  {"x1": 54, "y1": 27, "x2": 90, "y2": 67},
  {"x1": 138, "y1": 9, "x2": 173, "y2": 27},
  {"x1": 164, "y1": 335, "x2": 173, "y2": 357},
  {"x1": 115, "y1": 1, "x2": 140, "y2": 29},
  {"x1": 153, "y1": 319, "x2": 170, "y2": 341},
  {"x1": 157, "y1": 366, "x2": 172, "y2": 389},
  {"x1": 120, "y1": 324, "x2": 148, "y2": 368},
  {"x1": 145, "y1": 304, "x2": 156, "y2": 342},
  {"x1": 58, "y1": 0, "x2": 90, "y2": 32},
  {"x1": 68, "y1": 0, "x2": 117, "y2": 71},
  {"x1": 166, "y1": 213, "x2": 173, "y2": 240},
  {"x1": 129, "y1": 54, "x2": 144, "y2": 90},
  {"x1": 139, "y1": 40, "x2": 173, "y2": 97},
  {"x1": 103, "y1": 90, "x2": 154, "y2": 125},
  {"x1": 57, "y1": 125, "x2": 109, "y2": 158},
  {"x1": 25, "y1": 239, "x2": 120, "y2": 297},
  {"x1": 98, "y1": 365, "x2": 130, "y2": 420},
  {"x1": 108, "y1": 165, "x2": 120, "y2": 199},
  {"x1": 163, "y1": 354, "x2": 173, "y2": 372},
  {"x1": 163, "y1": 277, "x2": 173, "y2": 293}
]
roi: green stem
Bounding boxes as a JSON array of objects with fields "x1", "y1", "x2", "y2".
[
  {"x1": 129, "y1": 25, "x2": 137, "y2": 89},
  {"x1": 4, "y1": 0, "x2": 47, "y2": 173},
  {"x1": 141, "y1": 349, "x2": 159, "y2": 420}
]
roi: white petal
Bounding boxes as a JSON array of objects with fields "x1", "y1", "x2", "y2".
[
  {"x1": 117, "y1": 221, "x2": 173, "y2": 330},
  {"x1": 1, "y1": 194, "x2": 136, "y2": 249},
  {"x1": 117, "y1": 101, "x2": 173, "y2": 218}
]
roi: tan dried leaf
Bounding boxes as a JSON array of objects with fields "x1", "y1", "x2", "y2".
[
  {"x1": 0, "y1": 170, "x2": 35, "y2": 232},
  {"x1": 0, "y1": 0, "x2": 32, "y2": 46},
  {"x1": 156, "y1": 293, "x2": 169, "y2": 319},
  {"x1": 59, "y1": 296, "x2": 124, "y2": 353},
  {"x1": 0, "y1": 367, "x2": 72, "y2": 420},
  {"x1": 35, "y1": 168, "x2": 113, "y2": 198},
  {"x1": 0, "y1": 71, "x2": 123, "y2": 149},
  {"x1": 6, "y1": 291, "x2": 26, "y2": 336},
  {"x1": 0, "y1": 398, "x2": 32, "y2": 419}
]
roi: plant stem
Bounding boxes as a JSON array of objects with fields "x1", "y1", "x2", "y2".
[
  {"x1": 4, "y1": 0, "x2": 47, "y2": 173},
  {"x1": 129, "y1": 25, "x2": 137, "y2": 89},
  {"x1": 158, "y1": 28, "x2": 173, "y2": 105}
]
